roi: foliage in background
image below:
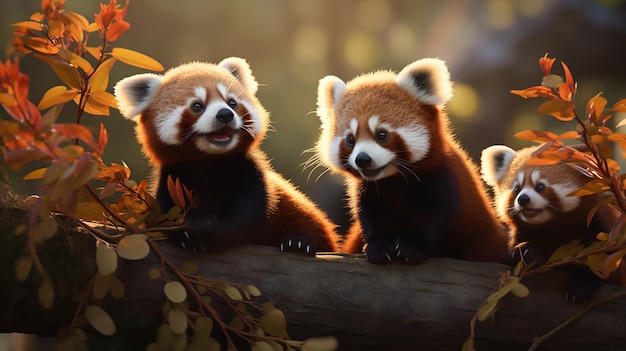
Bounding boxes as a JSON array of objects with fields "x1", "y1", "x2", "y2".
[
  {"x1": 0, "y1": 1, "x2": 337, "y2": 350},
  {"x1": 464, "y1": 54, "x2": 626, "y2": 351}
]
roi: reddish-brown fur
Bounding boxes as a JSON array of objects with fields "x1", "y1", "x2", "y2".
[
  {"x1": 483, "y1": 146, "x2": 626, "y2": 286},
  {"x1": 115, "y1": 59, "x2": 339, "y2": 253},
  {"x1": 316, "y1": 59, "x2": 510, "y2": 264}
]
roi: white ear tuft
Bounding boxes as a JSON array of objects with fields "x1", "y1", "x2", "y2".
[
  {"x1": 480, "y1": 145, "x2": 517, "y2": 186},
  {"x1": 396, "y1": 58, "x2": 453, "y2": 106},
  {"x1": 114, "y1": 73, "x2": 163, "y2": 120},
  {"x1": 218, "y1": 57, "x2": 258, "y2": 95},
  {"x1": 316, "y1": 75, "x2": 346, "y2": 120}
]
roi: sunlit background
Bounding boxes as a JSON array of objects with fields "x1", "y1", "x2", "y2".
[
  {"x1": 1, "y1": 1, "x2": 626, "y2": 349},
  {"x1": 1, "y1": 0, "x2": 626, "y2": 233}
]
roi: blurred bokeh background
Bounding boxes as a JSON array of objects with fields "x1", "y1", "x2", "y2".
[
  {"x1": 0, "y1": 1, "x2": 625, "y2": 349},
  {"x1": 1, "y1": 0, "x2": 626, "y2": 234}
]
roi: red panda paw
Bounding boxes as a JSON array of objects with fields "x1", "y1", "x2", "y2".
[
  {"x1": 363, "y1": 239, "x2": 396, "y2": 264},
  {"x1": 279, "y1": 235, "x2": 317, "y2": 256},
  {"x1": 564, "y1": 267, "x2": 604, "y2": 304}
]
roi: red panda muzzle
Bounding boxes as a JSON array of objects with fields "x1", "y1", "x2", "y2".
[{"x1": 205, "y1": 127, "x2": 236, "y2": 144}]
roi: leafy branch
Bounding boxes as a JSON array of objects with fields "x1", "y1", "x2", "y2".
[
  {"x1": 465, "y1": 54, "x2": 626, "y2": 350},
  {"x1": 0, "y1": 1, "x2": 337, "y2": 350}
]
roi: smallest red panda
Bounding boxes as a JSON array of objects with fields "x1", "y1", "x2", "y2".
[{"x1": 481, "y1": 144, "x2": 626, "y2": 302}]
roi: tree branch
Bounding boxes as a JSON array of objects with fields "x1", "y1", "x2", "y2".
[{"x1": 1, "y1": 182, "x2": 626, "y2": 350}]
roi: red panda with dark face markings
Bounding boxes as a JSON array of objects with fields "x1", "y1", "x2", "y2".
[
  {"x1": 114, "y1": 57, "x2": 338, "y2": 254},
  {"x1": 481, "y1": 144, "x2": 626, "y2": 302},
  {"x1": 314, "y1": 58, "x2": 509, "y2": 264}
]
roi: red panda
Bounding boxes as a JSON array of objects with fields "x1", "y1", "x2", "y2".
[
  {"x1": 314, "y1": 58, "x2": 509, "y2": 264},
  {"x1": 114, "y1": 57, "x2": 338, "y2": 254},
  {"x1": 481, "y1": 144, "x2": 626, "y2": 302}
]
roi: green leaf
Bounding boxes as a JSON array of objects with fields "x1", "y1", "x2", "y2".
[
  {"x1": 548, "y1": 239, "x2": 583, "y2": 262},
  {"x1": 85, "y1": 305, "x2": 116, "y2": 336},
  {"x1": 116, "y1": 234, "x2": 150, "y2": 260},
  {"x1": 168, "y1": 309, "x2": 188, "y2": 334},
  {"x1": 260, "y1": 308, "x2": 288, "y2": 338},
  {"x1": 15, "y1": 256, "x2": 33, "y2": 281},
  {"x1": 96, "y1": 241, "x2": 118, "y2": 276},
  {"x1": 38, "y1": 276, "x2": 55, "y2": 308},
  {"x1": 164, "y1": 281, "x2": 187, "y2": 303}
]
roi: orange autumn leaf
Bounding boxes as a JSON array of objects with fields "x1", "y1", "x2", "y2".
[
  {"x1": 586, "y1": 94, "x2": 607, "y2": 124},
  {"x1": 38, "y1": 86, "x2": 79, "y2": 110},
  {"x1": 10, "y1": 21, "x2": 44, "y2": 31},
  {"x1": 111, "y1": 47, "x2": 164, "y2": 72},
  {"x1": 539, "y1": 53, "x2": 555, "y2": 76},
  {"x1": 561, "y1": 61, "x2": 577, "y2": 97},
  {"x1": 90, "y1": 58, "x2": 116, "y2": 92},
  {"x1": 536, "y1": 99, "x2": 575, "y2": 121},
  {"x1": 514, "y1": 130, "x2": 559, "y2": 142},
  {"x1": 34, "y1": 55, "x2": 82, "y2": 89},
  {"x1": 611, "y1": 98, "x2": 626, "y2": 113},
  {"x1": 510, "y1": 86, "x2": 556, "y2": 99},
  {"x1": 88, "y1": 91, "x2": 118, "y2": 109}
]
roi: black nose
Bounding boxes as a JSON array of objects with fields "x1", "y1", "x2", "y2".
[
  {"x1": 216, "y1": 108, "x2": 234, "y2": 123},
  {"x1": 517, "y1": 194, "x2": 530, "y2": 207},
  {"x1": 355, "y1": 153, "x2": 372, "y2": 168}
]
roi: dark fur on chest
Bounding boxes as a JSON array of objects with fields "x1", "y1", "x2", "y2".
[
  {"x1": 156, "y1": 154, "x2": 269, "y2": 251},
  {"x1": 356, "y1": 167, "x2": 462, "y2": 263}
]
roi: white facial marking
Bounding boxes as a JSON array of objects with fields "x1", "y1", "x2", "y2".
[
  {"x1": 350, "y1": 118, "x2": 358, "y2": 135},
  {"x1": 239, "y1": 99, "x2": 262, "y2": 136},
  {"x1": 217, "y1": 83, "x2": 228, "y2": 100},
  {"x1": 552, "y1": 183, "x2": 581, "y2": 212},
  {"x1": 155, "y1": 106, "x2": 185, "y2": 145},
  {"x1": 396, "y1": 125, "x2": 430, "y2": 162},
  {"x1": 368, "y1": 115, "x2": 380, "y2": 134},
  {"x1": 195, "y1": 86, "x2": 207, "y2": 102}
]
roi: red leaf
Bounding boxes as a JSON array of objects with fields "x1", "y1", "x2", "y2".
[
  {"x1": 98, "y1": 123, "x2": 108, "y2": 154},
  {"x1": 561, "y1": 61, "x2": 577, "y2": 96},
  {"x1": 52, "y1": 123, "x2": 99, "y2": 151},
  {"x1": 539, "y1": 53, "x2": 555, "y2": 77}
]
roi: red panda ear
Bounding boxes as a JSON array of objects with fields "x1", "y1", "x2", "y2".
[
  {"x1": 114, "y1": 73, "x2": 163, "y2": 120},
  {"x1": 480, "y1": 145, "x2": 517, "y2": 186},
  {"x1": 396, "y1": 58, "x2": 453, "y2": 106},
  {"x1": 217, "y1": 57, "x2": 258, "y2": 95},
  {"x1": 316, "y1": 75, "x2": 346, "y2": 121}
]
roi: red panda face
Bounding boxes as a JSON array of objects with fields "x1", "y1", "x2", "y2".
[
  {"x1": 504, "y1": 168, "x2": 581, "y2": 225},
  {"x1": 114, "y1": 58, "x2": 267, "y2": 165},
  {"x1": 481, "y1": 145, "x2": 583, "y2": 226},
  {"x1": 316, "y1": 58, "x2": 453, "y2": 181}
]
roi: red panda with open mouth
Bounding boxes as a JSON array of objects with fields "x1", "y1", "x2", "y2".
[
  {"x1": 481, "y1": 144, "x2": 626, "y2": 302},
  {"x1": 314, "y1": 58, "x2": 509, "y2": 264},
  {"x1": 114, "y1": 57, "x2": 339, "y2": 255}
]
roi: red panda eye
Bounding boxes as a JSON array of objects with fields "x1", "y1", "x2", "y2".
[
  {"x1": 514, "y1": 185, "x2": 521, "y2": 193},
  {"x1": 346, "y1": 134, "x2": 355, "y2": 147},
  {"x1": 376, "y1": 130, "x2": 389, "y2": 142},
  {"x1": 228, "y1": 99, "x2": 238, "y2": 110},
  {"x1": 191, "y1": 102, "x2": 204, "y2": 113},
  {"x1": 535, "y1": 183, "x2": 545, "y2": 192}
]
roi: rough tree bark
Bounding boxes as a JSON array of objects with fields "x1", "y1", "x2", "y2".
[{"x1": 1, "y1": 175, "x2": 626, "y2": 351}]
